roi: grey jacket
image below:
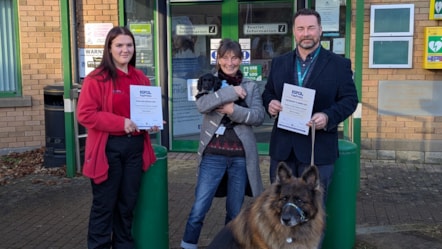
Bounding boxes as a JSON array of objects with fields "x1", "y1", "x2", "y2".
[{"x1": 195, "y1": 76, "x2": 265, "y2": 197}]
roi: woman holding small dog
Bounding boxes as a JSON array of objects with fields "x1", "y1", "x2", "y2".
[{"x1": 181, "y1": 39, "x2": 265, "y2": 249}]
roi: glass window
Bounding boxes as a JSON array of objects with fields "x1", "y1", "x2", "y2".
[
  {"x1": 0, "y1": 0, "x2": 20, "y2": 97},
  {"x1": 239, "y1": 2, "x2": 293, "y2": 80},
  {"x1": 170, "y1": 4, "x2": 222, "y2": 143},
  {"x1": 239, "y1": 2, "x2": 293, "y2": 144},
  {"x1": 125, "y1": 0, "x2": 156, "y2": 80},
  {"x1": 368, "y1": 4, "x2": 414, "y2": 69},
  {"x1": 312, "y1": 0, "x2": 348, "y2": 56}
]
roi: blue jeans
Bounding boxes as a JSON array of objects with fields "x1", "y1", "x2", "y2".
[{"x1": 181, "y1": 154, "x2": 247, "y2": 249}]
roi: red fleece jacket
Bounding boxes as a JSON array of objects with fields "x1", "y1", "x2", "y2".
[{"x1": 77, "y1": 65, "x2": 156, "y2": 184}]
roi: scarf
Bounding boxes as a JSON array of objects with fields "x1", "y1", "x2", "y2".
[{"x1": 217, "y1": 69, "x2": 243, "y2": 86}]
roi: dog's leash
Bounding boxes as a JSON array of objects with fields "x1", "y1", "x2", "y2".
[{"x1": 311, "y1": 122, "x2": 315, "y2": 166}]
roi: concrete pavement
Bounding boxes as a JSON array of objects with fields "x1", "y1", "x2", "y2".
[{"x1": 0, "y1": 152, "x2": 441, "y2": 249}]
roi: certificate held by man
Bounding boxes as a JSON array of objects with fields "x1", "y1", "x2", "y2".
[
  {"x1": 130, "y1": 85, "x2": 163, "y2": 130},
  {"x1": 277, "y1": 83, "x2": 315, "y2": 135}
]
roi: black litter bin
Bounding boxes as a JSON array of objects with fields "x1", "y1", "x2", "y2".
[{"x1": 43, "y1": 84, "x2": 85, "y2": 167}]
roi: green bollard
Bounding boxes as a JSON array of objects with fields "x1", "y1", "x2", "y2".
[
  {"x1": 132, "y1": 144, "x2": 169, "y2": 249},
  {"x1": 322, "y1": 139, "x2": 359, "y2": 249}
]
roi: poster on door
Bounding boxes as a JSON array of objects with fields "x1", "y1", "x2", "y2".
[
  {"x1": 172, "y1": 78, "x2": 202, "y2": 136},
  {"x1": 316, "y1": 0, "x2": 340, "y2": 32},
  {"x1": 85, "y1": 23, "x2": 113, "y2": 45},
  {"x1": 78, "y1": 48, "x2": 104, "y2": 78}
]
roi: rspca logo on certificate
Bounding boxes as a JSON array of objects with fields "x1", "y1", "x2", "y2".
[
  {"x1": 277, "y1": 83, "x2": 316, "y2": 135},
  {"x1": 291, "y1": 90, "x2": 304, "y2": 98}
]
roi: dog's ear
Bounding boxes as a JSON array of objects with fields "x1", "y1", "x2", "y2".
[
  {"x1": 276, "y1": 162, "x2": 293, "y2": 183},
  {"x1": 301, "y1": 165, "x2": 320, "y2": 190},
  {"x1": 197, "y1": 75, "x2": 204, "y2": 91},
  {"x1": 213, "y1": 77, "x2": 222, "y2": 91}
]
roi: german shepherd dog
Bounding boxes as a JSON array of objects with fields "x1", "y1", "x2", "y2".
[{"x1": 207, "y1": 162, "x2": 325, "y2": 249}]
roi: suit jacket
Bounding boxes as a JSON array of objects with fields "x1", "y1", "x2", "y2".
[{"x1": 262, "y1": 47, "x2": 358, "y2": 165}]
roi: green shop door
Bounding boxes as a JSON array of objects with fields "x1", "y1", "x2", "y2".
[
  {"x1": 238, "y1": 1, "x2": 294, "y2": 154},
  {"x1": 169, "y1": 0, "x2": 294, "y2": 154},
  {"x1": 169, "y1": 1, "x2": 222, "y2": 151}
]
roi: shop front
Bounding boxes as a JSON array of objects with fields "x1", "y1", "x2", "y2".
[{"x1": 166, "y1": 0, "x2": 350, "y2": 153}]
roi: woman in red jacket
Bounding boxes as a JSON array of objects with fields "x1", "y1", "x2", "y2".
[{"x1": 77, "y1": 26, "x2": 158, "y2": 249}]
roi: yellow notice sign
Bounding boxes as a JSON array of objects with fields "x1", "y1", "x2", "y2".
[
  {"x1": 129, "y1": 23, "x2": 152, "y2": 35},
  {"x1": 429, "y1": 0, "x2": 442, "y2": 20},
  {"x1": 423, "y1": 27, "x2": 442, "y2": 69}
]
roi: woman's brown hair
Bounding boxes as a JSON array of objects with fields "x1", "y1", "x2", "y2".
[{"x1": 216, "y1": 38, "x2": 243, "y2": 71}]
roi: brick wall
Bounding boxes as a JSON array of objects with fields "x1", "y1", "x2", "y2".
[
  {"x1": 0, "y1": 0, "x2": 118, "y2": 154},
  {"x1": 76, "y1": 0, "x2": 119, "y2": 48},
  {"x1": 0, "y1": 0, "x2": 62, "y2": 153},
  {"x1": 3, "y1": 0, "x2": 442, "y2": 164},
  {"x1": 353, "y1": 0, "x2": 442, "y2": 163}
]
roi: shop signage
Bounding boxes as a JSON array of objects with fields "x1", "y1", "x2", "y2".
[
  {"x1": 240, "y1": 65, "x2": 263, "y2": 81},
  {"x1": 176, "y1": 24, "x2": 218, "y2": 36},
  {"x1": 243, "y1": 23, "x2": 288, "y2": 35}
]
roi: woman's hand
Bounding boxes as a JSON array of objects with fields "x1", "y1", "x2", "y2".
[
  {"x1": 233, "y1": 86, "x2": 247, "y2": 99},
  {"x1": 124, "y1": 118, "x2": 139, "y2": 133},
  {"x1": 148, "y1": 125, "x2": 161, "y2": 133},
  {"x1": 216, "y1": 102, "x2": 234, "y2": 115},
  {"x1": 147, "y1": 120, "x2": 166, "y2": 133}
]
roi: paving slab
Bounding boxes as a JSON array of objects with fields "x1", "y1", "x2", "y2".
[{"x1": 0, "y1": 152, "x2": 441, "y2": 249}]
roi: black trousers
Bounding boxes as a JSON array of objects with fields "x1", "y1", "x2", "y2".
[{"x1": 88, "y1": 134, "x2": 144, "y2": 249}]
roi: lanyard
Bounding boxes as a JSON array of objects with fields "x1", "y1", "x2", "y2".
[{"x1": 296, "y1": 48, "x2": 320, "y2": 86}]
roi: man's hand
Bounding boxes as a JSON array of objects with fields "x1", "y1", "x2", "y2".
[
  {"x1": 308, "y1": 112, "x2": 328, "y2": 130},
  {"x1": 268, "y1": 100, "x2": 282, "y2": 117}
]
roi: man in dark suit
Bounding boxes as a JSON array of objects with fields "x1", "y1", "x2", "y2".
[{"x1": 262, "y1": 8, "x2": 358, "y2": 202}]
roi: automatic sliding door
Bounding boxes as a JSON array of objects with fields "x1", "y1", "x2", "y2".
[
  {"x1": 170, "y1": 4, "x2": 221, "y2": 151},
  {"x1": 239, "y1": 2, "x2": 293, "y2": 146}
]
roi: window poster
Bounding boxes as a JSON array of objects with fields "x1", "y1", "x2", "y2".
[
  {"x1": 316, "y1": 0, "x2": 340, "y2": 32},
  {"x1": 85, "y1": 23, "x2": 113, "y2": 45}
]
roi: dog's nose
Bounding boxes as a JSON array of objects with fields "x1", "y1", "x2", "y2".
[
  {"x1": 281, "y1": 212, "x2": 295, "y2": 224},
  {"x1": 280, "y1": 202, "x2": 307, "y2": 227}
]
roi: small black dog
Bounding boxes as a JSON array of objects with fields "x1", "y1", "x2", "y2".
[
  {"x1": 195, "y1": 73, "x2": 248, "y2": 128},
  {"x1": 195, "y1": 73, "x2": 247, "y2": 108},
  {"x1": 195, "y1": 73, "x2": 224, "y2": 99}
]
